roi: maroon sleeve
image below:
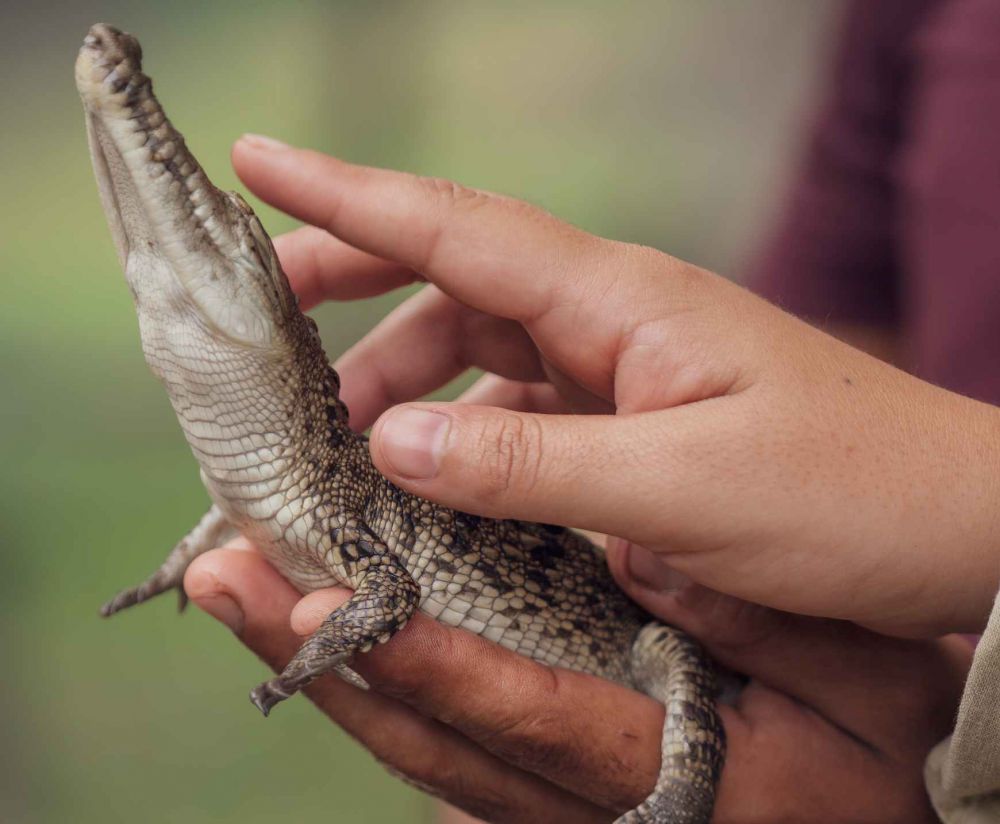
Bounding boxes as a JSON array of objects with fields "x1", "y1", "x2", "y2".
[
  {"x1": 900, "y1": 0, "x2": 1000, "y2": 399},
  {"x1": 747, "y1": 0, "x2": 941, "y2": 326}
]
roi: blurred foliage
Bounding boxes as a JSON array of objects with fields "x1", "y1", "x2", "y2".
[{"x1": 0, "y1": 1, "x2": 833, "y2": 822}]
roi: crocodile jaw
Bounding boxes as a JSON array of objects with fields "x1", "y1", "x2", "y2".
[{"x1": 76, "y1": 23, "x2": 294, "y2": 349}]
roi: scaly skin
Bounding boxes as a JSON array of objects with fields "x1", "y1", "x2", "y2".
[{"x1": 76, "y1": 24, "x2": 724, "y2": 823}]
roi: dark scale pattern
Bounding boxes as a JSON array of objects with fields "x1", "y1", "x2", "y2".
[
  {"x1": 80, "y1": 24, "x2": 724, "y2": 824},
  {"x1": 365, "y1": 489, "x2": 648, "y2": 684}
]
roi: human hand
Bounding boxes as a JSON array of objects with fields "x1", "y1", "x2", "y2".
[
  {"x1": 185, "y1": 543, "x2": 971, "y2": 823},
  {"x1": 228, "y1": 134, "x2": 1000, "y2": 638}
]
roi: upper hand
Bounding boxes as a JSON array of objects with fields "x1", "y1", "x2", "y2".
[{"x1": 231, "y1": 134, "x2": 1000, "y2": 637}]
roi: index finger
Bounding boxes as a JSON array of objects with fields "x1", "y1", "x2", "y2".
[{"x1": 232, "y1": 134, "x2": 611, "y2": 326}]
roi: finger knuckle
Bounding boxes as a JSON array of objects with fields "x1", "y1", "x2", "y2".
[
  {"x1": 496, "y1": 191, "x2": 549, "y2": 223},
  {"x1": 374, "y1": 624, "x2": 457, "y2": 703},
  {"x1": 475, "y1": 413, "x2": 544, "y2": 504},
  {"x1": 376, "y1": 747, "x2": 512, "y2": 822},
  {"x1": 711, "y1": 600, "x2": 792, "y2": 651},
  {"x1": 375, "y1": 747, "x2": 454, "y2": 797},
  {"x1": 410, "y1": 177, "x2": 496, "y2": 272},
  {"x1": 497, "y1": 713, "x2": 575, "y2": 776},
  {"x1": 481, "y1": 669, "x2": 579, "y2": 775},
  {"x1": 417, "y1": 175, "x2": 491, "y2": 209},
  {"x1": 617, "y1": 240, "x2": 669, "y2": 271}
]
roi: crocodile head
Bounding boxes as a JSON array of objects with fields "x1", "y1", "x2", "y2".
[
  {"x1": 75, "y1": 23, "x2": 297, "y2": 351},
  {"x1": 75, "y1": 23, "x2": 346, "y2": 512}
]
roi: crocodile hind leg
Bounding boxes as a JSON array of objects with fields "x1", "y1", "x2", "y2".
[
  {"x1": 616, "y1": 623, "x2": 725, "y2": 824},
  {"x1": 100, "y1": 504, "x2": 235, "y2": 616},
  {"x1": 249, "y1": 538, "x2": 420, "y2": 716}
]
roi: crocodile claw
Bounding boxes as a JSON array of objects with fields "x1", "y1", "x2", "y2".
[
  {"x1": 249, "y1": 659, "x2": 370, "y2": 717},
  {"x1": 249, "y1": 681, "x2": 289, "y2": 717},
  {"x1": 333, "y1": 663, "x2": 369, "y2": 691},
  {"x1": 100, "y1": 579, "x2": 168, "y2": 617}
]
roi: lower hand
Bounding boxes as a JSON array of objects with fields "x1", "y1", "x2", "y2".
[{"x1": 186, "y1": 544, "x2": 970, "y2": 824}]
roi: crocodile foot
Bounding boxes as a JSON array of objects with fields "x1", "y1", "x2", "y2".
[
  {"x1": 248, "y1": 680, "x2": 292, "y2": 717},
  {"x1": 249, "y1": 659, "x2": 369, "y2": 717},
  {"x1": 100, "y1": 504, "x2": 233, "y2": 617},
  {"x1": 101, "y1": 572, "x2": 189, "y2": 617}
]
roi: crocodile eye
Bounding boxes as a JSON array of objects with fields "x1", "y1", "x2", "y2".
[
  {"x1": 225, "y1": 191, "x2": 274, "y2": 266},
  {"x1": 228, "y1": 191, "x2": 255, "y2": 216},
  {"x1": 247, "y1": 214, "x2": 275, "y2": 262}
]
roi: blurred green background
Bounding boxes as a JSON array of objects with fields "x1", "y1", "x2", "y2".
[{"x1": 0, "y1": 1, "x2": 833, "y2": 822}]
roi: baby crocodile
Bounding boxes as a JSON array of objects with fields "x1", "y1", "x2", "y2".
[{"x1": 76, "y1": 24, "x2": 724, "y2": 824}]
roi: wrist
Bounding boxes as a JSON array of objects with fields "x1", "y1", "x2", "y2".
[
  {"x1": 899, "y1": 390, "x2": 1000, "y2": 636},
  {"x1": 952, "y1": 398, "x2": 1000, "y2": 633}
]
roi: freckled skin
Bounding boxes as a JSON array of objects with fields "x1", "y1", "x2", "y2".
[{"x1": 77, "y1": 24, "x2": 724, "y2": 823}]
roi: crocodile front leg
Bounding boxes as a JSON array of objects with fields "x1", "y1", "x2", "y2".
[
  {"x1": 101, "y1": 504, "x2": 234, "y2": 616},
  {"x1": 249, "y1": 526, "x2": 421, "y2": 716}
]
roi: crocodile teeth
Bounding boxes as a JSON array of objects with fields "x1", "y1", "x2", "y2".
[{"x1": 151, "y1": 140, "x2": 176, "y2": 162}]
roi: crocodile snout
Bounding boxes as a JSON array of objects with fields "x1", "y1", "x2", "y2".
[
  {"x1": 84, "y1": 23, "x2": 143, "y2": 66},
  {"x1": 76, "y1": 23, "x2": 147, "y2": 107}
]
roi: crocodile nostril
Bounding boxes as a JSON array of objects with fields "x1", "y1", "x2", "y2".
[
  {"x1": 88, "y1": 22, "x2": 122, "y2": 39},
  {"x1": 83, "y1": 24, "x2": 143, "y2": 65},
  {"x1": 121, "y1": 35, "x2": 143, "y2": 63},
  {"x1": 108, "y1": 72, "x2": 129, "y2": 94}
]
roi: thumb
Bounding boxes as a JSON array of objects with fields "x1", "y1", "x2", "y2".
[{"x1": 369, "y1": 402, "x2": 655, "y2": 536}]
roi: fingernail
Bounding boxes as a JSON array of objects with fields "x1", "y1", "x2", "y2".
[
  {"x1": 240, "y1": 133, "x2": 289, "y2": 151},
  {"x1": 378, "y1": 408, "x2": 450, "y2": 479},
  {"x1": 196, "y1": 593, "x2": 245, "y2": 635},
  {"x1": 627, "y1": 543, "x2": 691, "y2": 592}
]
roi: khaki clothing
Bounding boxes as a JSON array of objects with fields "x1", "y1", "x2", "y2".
[{"x1": 926, "y1": 593, "x2": 1000, "y2": 821}]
